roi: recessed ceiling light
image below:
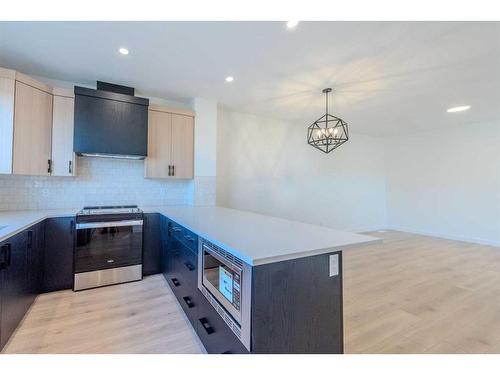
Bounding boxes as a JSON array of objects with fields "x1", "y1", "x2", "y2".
[
  {"x1": 225, "y1": 76, "x2": 234, "y2": 83},
  {"x1": 119, "y1": 47, "x2": 129, "y2": 55},
  {"x1": 447, "y1": 105, "x2": 470, "y2": 113},
  {"x1": 286, "y1": 21, "x2": 299, "y2": 29}
]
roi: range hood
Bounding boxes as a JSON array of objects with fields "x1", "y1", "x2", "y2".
[{"x1": 74, "y1": 81, "x2": 149, "y2": 159}]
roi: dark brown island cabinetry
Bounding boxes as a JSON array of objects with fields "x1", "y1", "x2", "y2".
[{"x1": 160, "y1": 216, "x2": 344, "y2": 354}]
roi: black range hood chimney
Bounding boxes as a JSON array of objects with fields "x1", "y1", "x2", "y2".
[{"x1": 74, "y1": 81, "x2": 149, "y2": 160}]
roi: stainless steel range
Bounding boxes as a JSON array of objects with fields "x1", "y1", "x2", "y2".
[{"x1": 74, "y1": 205, "x2": 143, "y2": 291}]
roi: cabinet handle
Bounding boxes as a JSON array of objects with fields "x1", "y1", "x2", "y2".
[
  {"x1": 172, "y1": 165, "x2": 175, "y2": 176},
  {"x1": 199, "y1": 317, "x2": 215, "y2": 335},
  {"x1": 171, "y1": 278, "x2": 180, "y2": 287},
  {"x1": 27, "y1": 230, "x2": 33, "y2": 249},
  {"x1": 168, "y1": 165, "x2": 172, "y2": 176},
  {"x1": 184, "y1": 262, "x2": 195, "y2": 271},
  {"x1": 47, "y1": 159, "x2": 52, "y2": 174},
  {"x1": 68, "y1": 160, "x2": 73, "y2": 174},
  {"x1": 6, "y1": 243, "x2": 11, "y2": 267},
  {"x1": 171, "y1": 227, "x2": 182, "y2": 232},
  {"x1": 70, "y1": 220, "x2": 74, "y2": 235},
  {"x1": 184, "y1": 235, "x2": 195, "y2": 243},
  {"x1": 0, "y1": 243, "x2": 11, "y2": 269},
  {"x1": 183, "y1": 296, "x2": 194, "y2": 308}
]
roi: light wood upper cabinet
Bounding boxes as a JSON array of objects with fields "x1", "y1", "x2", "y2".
[
  {"x1": 171, "y1": 114, "x2": 194, "y2": 179},
  {"x1": 51, "y1": 92, "x2": 76, "y2": 177},
  {"x1": 0, "y1": 74, "x2": 15, "y2": 174},
  {"x1": 145, "y1": 110, "x2": 173, "y2": 179},
  {"x1": 144, "y1": 106, "x2": 194, "y2": 179},
  {"x1": 13, "y1": 81, "x2": 53, "y2": 176}
]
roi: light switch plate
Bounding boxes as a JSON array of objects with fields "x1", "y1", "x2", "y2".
[{"x1": 329, "y1": 254, "x2": 339, "y2": 277}]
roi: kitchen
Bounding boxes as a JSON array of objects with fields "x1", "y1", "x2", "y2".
[
  {"x1": 0, "y1": 61, "x2": 380, "y2": 354},
  {"x1": 0, "y1": 13, "x2": 499, "y2": 371}
]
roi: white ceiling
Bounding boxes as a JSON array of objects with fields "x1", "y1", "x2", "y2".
[{"x1": 0, "y1": 21, "x2": 499, "y2": 136}]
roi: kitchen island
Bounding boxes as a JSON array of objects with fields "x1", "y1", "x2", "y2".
[
  {"x1": 0, "y1": 206, "x2": 380, "y2": 353},
  {"x1": 152, "y1": 206, "x2": 380, "y2": 354}
]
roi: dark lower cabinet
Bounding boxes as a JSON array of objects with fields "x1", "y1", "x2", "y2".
[
  {"x1": 143, "y1": 213, "x2": 161, "y2": 276},
  {"x1": 26, "y1": 222, "x2": 45, "y2": 308},
  {"x1": 162, "y1": 215, "x2": 248, "y2": 354},
  {"x1": 160, "y1": 215, "x2": 170, "y2": 276},
  {"x1": 193, "y1": 294, "x2": 248, "y2": 354},
  {"x1": 0, "y1": 216, "x2": 75, "y2": 351},
  {"x1": 161, "y1": 215, "x2": 343, "y2": 354},
  {"x1": 0, "y1": 231, "x2": 29, "y2": 350},
  {"x1": 42, "y1": 217, "x2": 74, "y2": 293},
  {"x1": 251, "y1": 252, "x2": 344, "y2": 353}
]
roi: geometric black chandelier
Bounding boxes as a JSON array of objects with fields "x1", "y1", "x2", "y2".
[{"x1": 307, "y1": 88, "x2": 349, "y2": 154}]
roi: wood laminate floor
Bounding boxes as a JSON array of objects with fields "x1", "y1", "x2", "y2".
[
  {"x1": 2, "y1": 275, "x2": 206, "y2": 354},
  {"x1": 2, "y1": 230, "x2": 500, "y2": 354},
  {"x1": 345, "y1": 231, "x2": 500, "y2": 354}
]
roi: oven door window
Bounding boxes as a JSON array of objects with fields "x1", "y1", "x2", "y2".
[{"x1": 75, "y1": 224, "x2": 143, "y2": 273}]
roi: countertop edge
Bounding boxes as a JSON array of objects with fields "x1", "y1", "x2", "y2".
[
  {"x1": 251, "y1": 237, "x2": 383, "y2": 266},
  {"x1": 0, "y1": 211, "x2": 77, "y2": 243}
]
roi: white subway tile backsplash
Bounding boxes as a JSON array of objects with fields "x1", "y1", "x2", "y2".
[{"x1": 0, "y1": 157, "x2": 209, "y2": 211}]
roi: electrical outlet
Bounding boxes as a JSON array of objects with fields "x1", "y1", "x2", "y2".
[{"x1": 329, "y1": 254, "x2": 339, "y2": 277}]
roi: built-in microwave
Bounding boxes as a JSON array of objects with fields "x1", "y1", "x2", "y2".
[{"x1": 198, "y1": 239, "x2": 252, "y2": 351}]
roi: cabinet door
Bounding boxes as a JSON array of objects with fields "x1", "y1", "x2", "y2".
[
  {"x1": 42, "y1": 217, "x2": 74, "y2": 292},
  {"x1": 0, "y1": 231, "x2": 29, "y2": 350},
  {"x1": 51, "y1": 95, "x2": 75, "y2": 176},
  {"x1": 160, "y1": 215, "x2": 168, "y2": 275},
  {"x1": 0, "y1": 76, "x2": 15, "y2": 174},
  {"x1": 24, "y1": 229, "x2": 37, "y2": 310},
  {"x1": 144, "y1": 110, "x2": 172, "y2": 179},
  {"x1": 27, "y1": 222, "x2": 45, "y2": 298},
  {"x1": 171, "y1": 114, "x2": 194, "y2": 179},
  {"x1": 143, "y1": 213, "x2": 161, "y2": 276},
  {"x1": 13, "y1": 81, "x2": 53, "y2": 176}
]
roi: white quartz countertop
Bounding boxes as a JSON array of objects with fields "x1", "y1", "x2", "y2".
[
  {"x1": 152, "y1": 206, "x2": 381, "y2": 265},
  {"x1": 0, "y1": 206, "x2": 381, "y2": 266},
  {"x1": 0, "y1": 209, "x2": 78, "y2": 243}
]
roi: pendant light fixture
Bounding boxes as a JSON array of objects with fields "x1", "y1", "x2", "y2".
[{"x1": 307, "y1": 88, "x2": 349, "y2": 154}]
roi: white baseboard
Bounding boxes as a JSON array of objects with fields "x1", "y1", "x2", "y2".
[
  {"x1": 385, "y1": 225, "x2": 500, "y2": 247},
  {"x1": 353, "y1": 226, "x2": 386, "y2": 234}
]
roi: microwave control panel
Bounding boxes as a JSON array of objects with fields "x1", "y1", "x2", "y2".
[{"x1": 233, "y1": 273, "x2": 241, "y2": 310}]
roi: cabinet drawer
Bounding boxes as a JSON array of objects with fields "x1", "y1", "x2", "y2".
[
  {"x1": 170, "y1": 223, "x2": 198, "y2": 253},
  {"x1": 165, "y1": 268, "x2": 248, "y2": 354},
  {"x1": 193, "y1": 296, "x2": 248, "y2": 354},
  {"x1": 167, "y1": 248, "x2": 196, "y2": 288},
  {"x1": 179, "y1": 246, "x2": 198, "y2": 286},
  {"x1": 180, "y1": 228, "x2": 198, "y2": 252}
]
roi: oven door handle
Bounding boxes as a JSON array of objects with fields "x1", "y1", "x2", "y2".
[{"x1": 76, "y1": 220, "x2": 143, "y2": 229}]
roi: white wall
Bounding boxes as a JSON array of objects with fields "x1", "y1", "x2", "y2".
[
  {"x1": 385, "y1": 121, "x2": 500, "y2": 246},
  {"x1": 188, "y1": 98, "x2": 218, "y2": 206},
  {"x1": 217, "y1": 109, "x2": 387, "y2": 232},
  {"x1": 192, "y1": 98, "x2": 217, "y2": 177}
]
